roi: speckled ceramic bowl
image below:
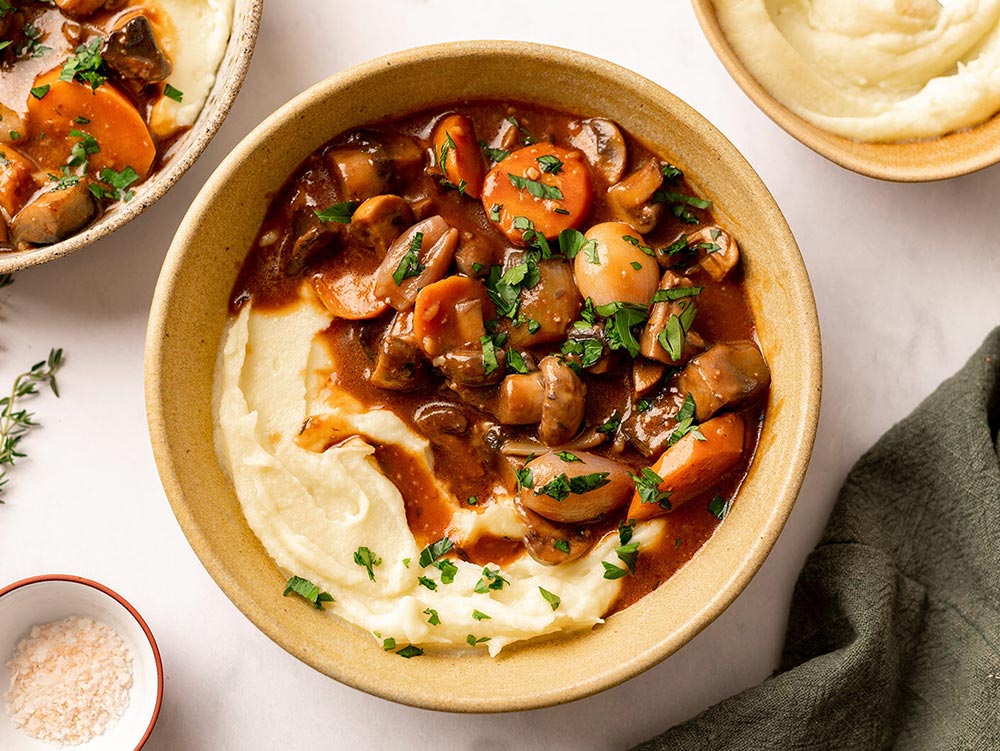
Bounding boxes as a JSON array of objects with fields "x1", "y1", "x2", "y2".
[
  {"x1": 144, "y1": 41, "x2": 822, "y2": 712},
  {"x1": 0, "y1": 575, "x2": 163, "y2": 750},
  {"x1": 0, "y1": 0, "x2": 263, "y2": 274},
  {"x1": 692, "y1": 0, "x2": 1000, "y2": 182}
]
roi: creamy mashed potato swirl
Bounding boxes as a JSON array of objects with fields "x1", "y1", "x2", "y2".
[
  {"x1": 215, "y1": 299, "x2": 664, "y2": 656},
  {"x1": 716, "y1": 0, "x2": 1000, "y2": 141}
]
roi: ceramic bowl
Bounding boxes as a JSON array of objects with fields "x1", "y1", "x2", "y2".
[
  {"x1": 0, "y1": 0, "x2": 263, "y2": 274},
  {"x1": 145, "y1": 41, "x2": 822, "y2": 712},
  {"x1": 0, "y1": 575, "x2": 163, "y2": 750},
  {"x1": 692, "y1": 0, "x2": 1000, "y2": 182}
]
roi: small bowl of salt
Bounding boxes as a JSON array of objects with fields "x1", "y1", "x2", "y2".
[{"x1": 0, "y1": 575, "x2": 163, "y2": 750}]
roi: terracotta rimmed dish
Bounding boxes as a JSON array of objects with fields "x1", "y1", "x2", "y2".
[
  {"x1": 0, "y1": 574, "x2": 164, "y2": 750},
  {"x1": 0, "y1": 0, "x2": 263, "y2": 274},
  {"x1": 692, "y1": 0, "x2": 1000, "y2": 182},
  {"x1": 144, "y1": 40, "x2": 822, "y2": 712}
]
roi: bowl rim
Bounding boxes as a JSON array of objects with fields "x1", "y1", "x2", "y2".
[
  {"x1": 145, "y1": 39, "x2": 822, "y2": 711},
  {"x1": 0, "y1": 574, "x2": 165, "y2": 750},
  {"x1": 690, "y1": 0, "x2": 1000, "y2": 182},
  {"x1": 0, "y1": 0, "x2": 264, "y2": 274}
]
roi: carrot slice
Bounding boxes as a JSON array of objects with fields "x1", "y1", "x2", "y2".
[
  {"x1": 481, "y1": 144, "x2": 592, "y2": 245},
  {"x1": 627, "y1": 413, "x2": 745, "y2": 521},
  {"x1": 23, "y1": 68, "x2": 155, "y2": 178},
  {"x1": 412, "y1": 275, "x2": 493, "y2": 356},
  {"x1": 312, "y1": 245, "x2": 389, "y2": 320},
  {"x1": 432, "y1": 114, "x2": 486, "y2": 199}
]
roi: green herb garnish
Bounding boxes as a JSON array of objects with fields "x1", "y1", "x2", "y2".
[
  {"x1": 353, "y1": 547, "x2": 382, "y2": 582},
  {"x1": 507, "y1": 173, "x2": 563, "y2": 200},
  {"x1": 539, "y1": 587, "x2": 561, "y2": 610},
  {"x1": 392, "y1": 232, "x2": 425, "y2": 285},
  {"x1": 629, "y1": 467, "x2": 672, "y2": 510},
  {"x1": 164, "y1": 83, "x2": 184, "y2": 102},
  {"x1": 283, "y1": 576, "x2": 334, "y2": 610},
  {"x1": 314, "y1": 200, "x2": 358, "y2": 224},
  {"x1": 60, "y1": 37, "x2": 105, "y2": 91}
]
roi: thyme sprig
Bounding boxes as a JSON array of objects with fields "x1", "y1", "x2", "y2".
[{"x1": 0, "y1": 276, "x2": 65, "y2": 499}]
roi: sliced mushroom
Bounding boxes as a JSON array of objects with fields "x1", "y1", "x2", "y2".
[
  {"x1": 498, "y1": 371, "x2": 544, "y2": 424},
  {"x1": 633, "y1": 358, "x2": 668, "y2": 397},
  {"x1": 538, "y1": 356, "x2": 586, "y2": 446},
  {"x1": 676, "y1": 341, "x2": 770, "y2": 421},
  {"x1": 519, "y1": 451, "x2": 634, "y2": 524},
  {"x1": 563, "y1": 322, "x2": 620, "y2": 375},
  {"x1": 453, "y1": 231, "x2": 497, "y2": 277},
  {"x1": 607, "y1": 160, "x2": 664, "y2": 233},
  {"x1": 568, "y1": 118, "x2": 627, "y2": 184},
  {"x1": 0, "y1": 148, "x2": 39, "y2": 222},
  {"x1": 10, "y1": 180, "x2": 97, "y2": 248},
  {"x1": 639, "y1": 270, "x2": 705, "y2": 365},
  {"x1": 326, "y1": 134, "x2": 422, "y2": 203},
  {"x1": 433, "y1": 346, "x2": 506, "y2": 387},
  {"x1": 507, "y1": 256, "x2": 582, "y2": 347},
  {"x1": 372, "y1": 216, "x2": 458, "y2": 310},
  {"x1": 350, "y1": 194, "x2": 413, "y2": 260},
  {"x1": 625, "y1": 390, "x2": 683, "y2": 457},
  {"x1": 368, "y1": 311, "x2": 428, "y2": 391},
  {"x1": 413, "y1": 403, "x2": 468, "y2": 435},
  {"x1": 102, "y1": 15, "x2": 172, "y2": 82},
  {"x1": 54, "y1": 0, "x2": 108, "y2": 19},
  {"x1": 518, "y1": 503, "x2": 595, "y2": 565},
  {"x1": 691, "y1": 225, "x2": 740, "y2": 281}
]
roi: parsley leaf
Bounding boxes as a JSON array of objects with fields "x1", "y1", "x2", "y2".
[
  {"x1": 560, "y1": 337, "x2": 604, "y2": 370},
  {"x1": 392, "y1": 232, "x2": 426, "y2": 285},
  {"x1": 90, "y1": 166, "x2": 139, "y2": 203},
  {"x1": 418, "y1": 576, "x2": 437, "y2": 591},
  {"x1": 472, "y1": 609, "x2": 491, "y2": 621},
  {"x1": 507, "y1": 347, "x2": 529, "y2": 373},
  {"x1": 709, "y1": 493, "x2": 733, "y2": 520},
  {"x1": 629, "y1": 467, "x2": 672, "y2": 510},
  {"x1": 596, "y1": 301, "x2": 648, "y2": 358},
  {"x1": 556, "y1": 451, "x2": 582, "y2": 463},
  {"x1": 539, "y1": 587, "x2": 561, "y2": 611},
  {"x1": 618, "y1": 519, "x2": 635, "y2": 545},
  {"x1": 554, "y1": 539, "x2": 570, "y2": 554},
  {"x1": 615, "y1": 542, "x2": 640, "y2": 574},
  {"x1": 353, "y1": 547, "x2": 382, "y2": 582},
  {"x1": 658, "y1": 299, "x2": 698, "y2": 361},
  {"x1": 602, "y1": 562, "x2": 628, "y2": 580},
  {"x1": 382, "y1": 637, "x2": 397, "y2": 650},
  {"x1": 418, "y1": 537, "x2": 454, "y2": 568},
  {"x1": 515, "y1": 466, "x2": 534, "y2": 491},
  {"x1": 652, "y1": 286, "x2": 703, "y2": 304},
  {"x1": 467, "y1": 634, "x2": 491, "y2": 646},
  {"x1": 283, "y1": 575, "x2": 334, "y2": 610},
  {"x1": 60, "y1": 37, "x2": 105, "y2": 91},
  {"x1": 435, "y1": 559, "x2": 458, "y2": 584},
  {"x1": 396, "y1": 645, "x2": 423, "y2": 658},
  {"x1": 668, "y1": 393, "x2": 706, "y2": 447},
  {"x1": 536, "y1": 472, "x2": 611, "y2": 502},
  {"x1": 536, "y1": 154, "x2": 563, "y2": 174},
  {"x1": 507, "y1": 173, "x2": 563, "y2": 200},
  {"x1": 505, "y1": 115, "x2": 537, "y2": 145},
  {"x1": 480, "y1": 141, "x2": 509, "y2": 163},
  {"x1": 164, "y1": 83, "x2": 184, "y2": 102},
  {"x1": 29, "y1": 85, "x2": 49, "y2": 100},
  {"x1": 558, "y1": 228, "x2": 595, "y2": 260},
  {"x1": 474, "y1": 566, "x2": 508, "y2": 593},
  {"x1": 314, "y1": 200, "x2": 358, "y2": 224},
  {"x1": 424, "y1": 608, "x2": 441, "y2": 626},
  {"x1": 597, "y1": 411, "x2": 621, "y2": 435}
]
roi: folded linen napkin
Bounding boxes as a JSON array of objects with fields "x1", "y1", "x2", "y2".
[{"x1": 634, "y1": 329, "x2": 1000, "y2": 750}]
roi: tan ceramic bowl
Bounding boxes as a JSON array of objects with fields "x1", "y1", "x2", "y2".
[
  {"x1": 0, "y1": 0, "x2": 263, "y2": 274},
  {"x1": 692, "y1": 0, "x2": 1000, "y2": 182},
  {"x1": 145, "y1": 41, "x2": 822, "y2": 712}
]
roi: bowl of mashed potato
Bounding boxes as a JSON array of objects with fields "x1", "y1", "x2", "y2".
[
  {"x1": 694, "y1": 0, "x2": 1000, "y2": 180},
  {"x1": 145, "y1": 41, "x2": 821, "y2": 711},
  {"x1": 0, "y1": 0, "x2": 262, "y2": 272}
]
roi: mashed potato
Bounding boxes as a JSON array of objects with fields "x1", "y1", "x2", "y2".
[
  {"x1": 715, "y1": 0, "x2": 1000, "y2": 141},
  {"x1": 214, "y1": 297, "x2": 664, "y2": 656}
]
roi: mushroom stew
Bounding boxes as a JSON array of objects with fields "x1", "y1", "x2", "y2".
[{"x1": 230, "y1": 101, "x2": 771, "y2": 615}]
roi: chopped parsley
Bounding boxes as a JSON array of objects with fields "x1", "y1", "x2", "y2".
[
  {"x1": 629, "y1": 467, "x2": 672, "y2": 510},
  {"x1": 435, "y1": 559, "x2": 458, "y2": 584},
  {"x1": 18, "y1": 23, "x2": 49, "y2": 59},
  {"x1": 709, "y1": 493, "x2": 733, "y2": 520},
  {"x1": 392, "y1": 232, "x2": 426, "y2": 285},
  {"x1": 418, "y1": 537, "x2": 454, "y2": 568},
  {"x1": 418, "y1": 576, "x2": 437, "y2": 591},
  {"x1": 658, "y1": 299, "x2": 698, "y2": 361},
  {"x1": 536, "y1": 154, "x2": 563, "y2": 174},
  {"x1": 636, "y1": 398, "x2": 653, "y2": 413},
  {"x1": 29, "y1": 85, "x2": 49, "y2": 100},
  {"x1": 527, "y1": 318, "x2": 542, "y2": 334},
  {"x1": 596, "y1": 301, "x2": 648, "y2": 358},
  {"x1": 556, "y1": 451, "x2": 582, "y2": 463},
  {"x1": 474, "y1": 566, "x2": 508, "y2": 593},
  {"x1": 480, "y1": 141, "x2": 509, "y2": 163},
  {"x1": 558, "y1": 228, "x2": 595, "y2": 260},
  {"x1": 382, "y1": 637, "x2": 397, "y2": 650},
  {"x1": 539, "y1": 587, "x2": 561, "y2": 611},
  {"x1": 396, "y1": 645, "x2": 423, "y2": 658},
  {"x1": 484, "y1": 258, "x2": 539, "y2": 319},
  {"x1": 8, "y1": 130, "x2": 20, "y2": 141},
  {"x1": 553, "y1": 539, "x2": 571, "y2": 554},
  {"x1": 164, "y1": 83, "x2": 184, "y2": 102},
  {"x1": 466, "y1": 496, "x2": 478, "y2": 506},
  {"x1": 535, "y1": 472, "x2": 611, "y2": 502},
  {"x1": 621, "y1": 234, "x2": 654, "y2": 256},
  {"x1": 402, "y1": 558, "x2": 411, "y2": 568},
  {"x1": 615, "y1": 542, "x2": 640, "y2": 574},
  {"x1": 507, "y1": 347, "x2": 529, "y2": 373},
  {"x1": 505, "y1": 115, "x2": 537, "y2": 145},
  {"x1": 67, "y1": 129, "x2": 99, "y2": 171},
  {"x1": 283, "y1": 575, "x2": 334, "y2": 610},
  {"x1": 560, "y1": 337, "x2": 603, "y2": 370},
  {"x1": 353, "y1": 547, "x2": 382, "y2": 582},
  {"x1": 89, "y1": 166, "x2": 139, "y2": 203},
  {"x1": 60, "y1": 37, "x2": 105, "y2": 91},
  {"x1": 488, "y1": 202, "x2": 502, "y2": 222},
  {"x1": 668, "y1": 393, "x2": 705, "y2": 447},
  {"x1": 481, "y1": 334, "x2": 500, "y2": 375},
  {"x1": 424, "y1": 608, "x2": 441, "y2": 626},
  {"x1": 618, "y1": 520, "x2": 635, "y2": 545},
  {"x1": 597, "y1": 411, "x2": 621, "y2": 435},
  {"x1": 511, "y1": 215, "x2": 553, "y2": 256},
  {"x1": 472, "y1": 609, "x2": 491, "y2": 621},
  {"x1": 655, "y1": 190, "x2": 713, "y2": 224},
  {"x1": 602, "y1": 561, "x2": 628, "y2": 580},
  {"x1": 515, "y1": 466, "x2": 534, "y2": 491},
  {"x1": 652, "y1": 286, "x2": 703, "y2": 304},
  {"x1": 507, "y1": 173, "x2": 563, "y2": 201},
  {"x1": 314, "y1": 200, "x2": 358, "y2": 224},
  {"x1": 467, "y1": 634, "x2": 491, "y2": 647}
]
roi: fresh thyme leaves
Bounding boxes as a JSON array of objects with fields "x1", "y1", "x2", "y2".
[
  {"x1": 283, "y1": 576, "x2": 334, "y2": 610},
  {"x1": 668, "y1": 393, "x2": 706, "y2": 447},
  {"x1": 507, "y1": 173, "x2": 563, "y2": 201},
  {"x1": 60, "y1": 37, "x2": 106, "y2": 91},
  {"x1": 658, "y1": 299, "x2": 698, "y2": 361},
  {"x1": 353, "y1": 547, "x2": 382, "y2": 581},
  {"x1": 480, "y1": 141, "x2": 509, "y2": 163},
  {"x1": 709, "y1": 493, "x2": 733, "y2": 520},
  {"x1": 539, "y1": 587, "x2": 561, "y2": 610},
  {"x1": 164, "y1": 83, "x2": 184, "y2": 102},
  {"x1": 89, "y1": 167, "x2": 140, "y2": 203},
  {"x1": 314, "y1": 200, "x2": 358, "y2": 224},
  {"x1": 392, "y1": 232, "x2": 425, "y2": 285},
  {"x1": 474, "y1": 566, "x2": 508, "y2": 593},
  {"x1": 418, "y1": 537, "x2": 454, "y2": 568},
  {"x1": 629, "y1": 467, "x2": 672, "y2": 510},
  {"x1": 536, "y1": 154, "x2": 563, "y2": 174},
  {"x1": 535, "y1": 472, "x2": 611, "y2": 502},
  {"x1": 0, "y1": 347, "x2": 65, "y2": 499}
]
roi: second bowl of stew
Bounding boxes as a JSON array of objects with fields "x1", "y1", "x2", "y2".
[{"x1": 146, "y1": 41, "x2": 822, "y2": 711}]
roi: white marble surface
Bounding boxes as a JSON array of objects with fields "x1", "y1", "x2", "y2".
[{"x1": 3, "y1": 2, "x2": 1000, "y2": 749}]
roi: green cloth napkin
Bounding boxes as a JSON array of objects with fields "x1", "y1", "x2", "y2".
[{"x1": 634, "y1": 330, "x2": 1000, "y2": 750}]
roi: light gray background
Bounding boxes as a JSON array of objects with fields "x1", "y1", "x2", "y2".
[{"x1": 3, "y1": 2, "x2": 1000, "y2": 749}]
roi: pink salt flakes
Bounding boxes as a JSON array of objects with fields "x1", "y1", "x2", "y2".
[{"x1": 4, "y1": 615, "x2": 133, "y2": 746}]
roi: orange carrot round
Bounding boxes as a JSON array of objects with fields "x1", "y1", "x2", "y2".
[
  {"x1": 432, "y1": 114, "x2": 486, "y2": 199},
  {"x1": 481, "y1": 144, "x2": 592, "y2": 246},
  {"x1": 23, "y1": 68, "x2": 155, "y2": 178}
]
